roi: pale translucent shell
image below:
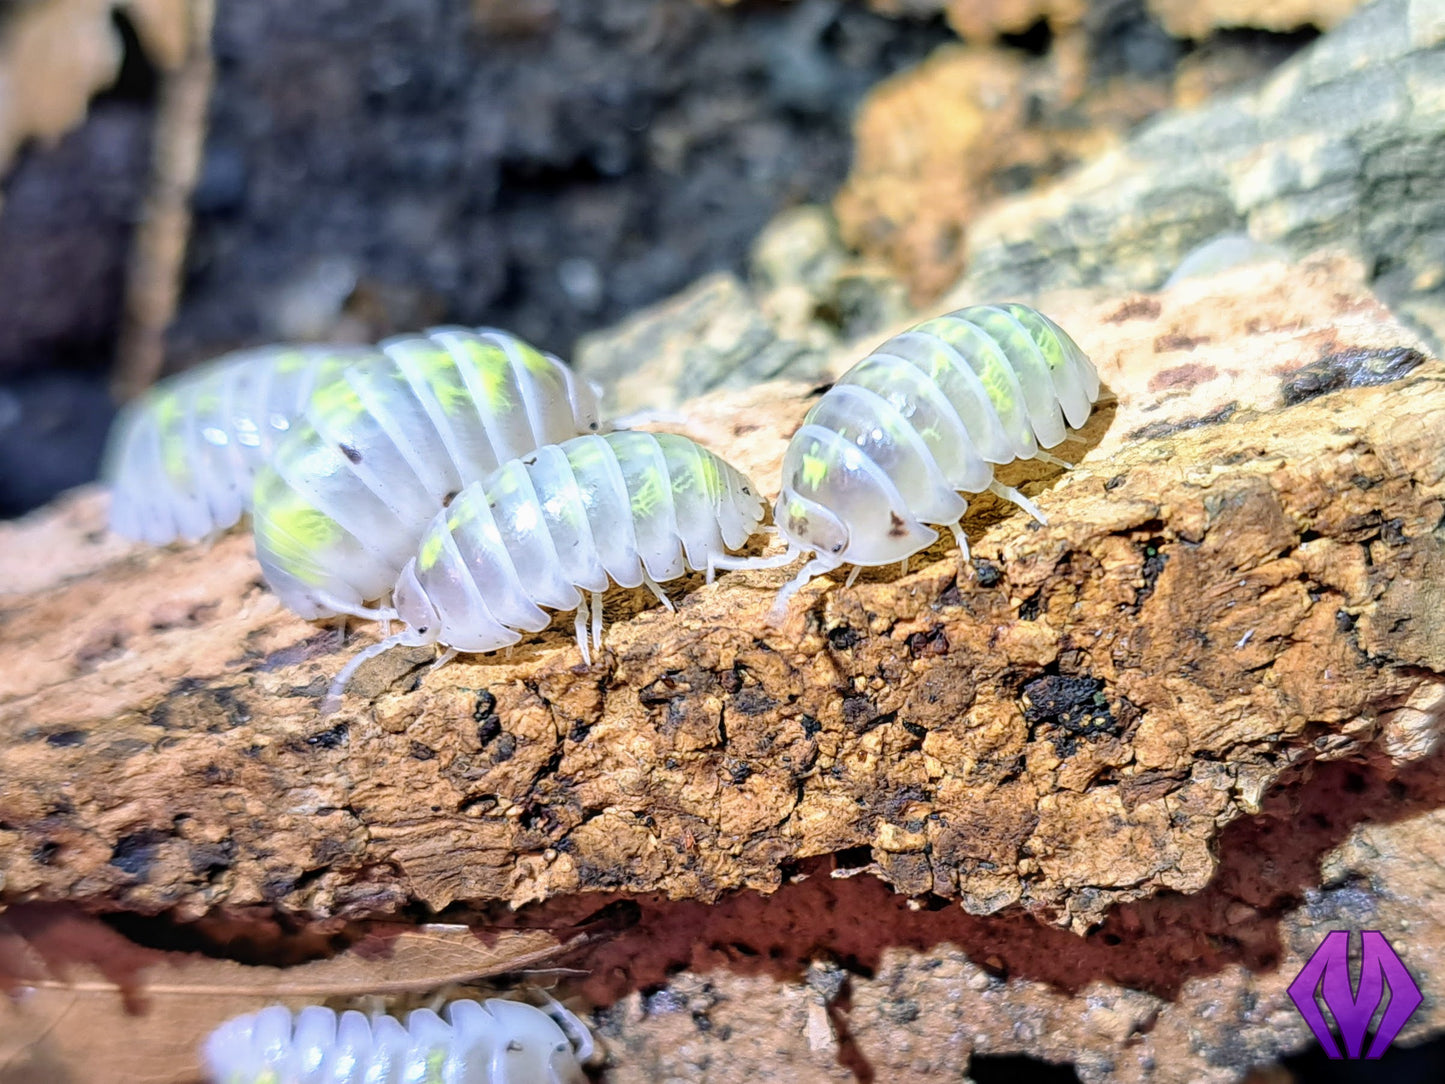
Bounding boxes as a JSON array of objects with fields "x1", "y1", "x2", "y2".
[
  {"x1": 200, "y1": 999, "x2": 588, "y2": 1084},
  {"x1": 777, "y1": 303, "x2": 1100, "y2": 567},
  {"x1": 399, "y1": 430, "x2": 765, "y2": 653},
  {"x1": 250, "y1": 327, "x2": 602, "y2": 619},
  {"x1": 104, "y1": 344, "x2": 378, "y2": 544}
]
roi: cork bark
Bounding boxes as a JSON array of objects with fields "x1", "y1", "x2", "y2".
[{"x1": 1, "y1": 256, "x2": 1442, "y2": 936}]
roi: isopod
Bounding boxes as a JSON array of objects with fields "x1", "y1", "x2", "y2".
[
  {"x1": 104, "y1": 343, "x2": 381, "y2": 544},
  {"x1": 713, "y1": 303, "x2": 1101, "y2": 621},
  {"x1": 201, "y1": 997, "x2": 593, "y2": 1084},
  {"x1": 324, "y1": 429, "x2": 765, "y2": 710},
  {"x1": 250, "y1": 327, "x2": 603, "y2": 620}
]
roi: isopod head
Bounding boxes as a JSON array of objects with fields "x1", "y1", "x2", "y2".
[
  {"x1": 773, "y1": 422, "x2": 938, "y2": 569},
  {"x1": 393, "y1": 560, "x2": 442, "y2": 646}
]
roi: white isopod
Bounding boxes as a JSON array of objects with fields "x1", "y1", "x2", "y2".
[
  {"x1": 249, "y1": 327, "x2": 603, "y2": 621},
  {"x1": 104, "y1": 343, "x2": 382, "y2": 544},
  {"x1": 201, "y1": 997, "x2": 593, "y2": 1084},
  {"x1": 712, "y1": 303, "x2": 1102, "y2": 620},
  {"x1": 324, "y1": 429, "x2": 766, "y2": 710}
]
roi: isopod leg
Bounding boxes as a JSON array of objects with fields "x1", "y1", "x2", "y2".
[
  {"x1": 312, "y1": 590, "x2": 396, "y2": 622},
  {"x1": 845, "y1": 565, "x2": 862, "y2": 588},
  {"x1": 766, "y1": 555, "x2": 841, "y2": 628},
  {"x1": 322, "y1": 631, "x2": 412, "y2": 715},
  {"x1": 899, "y1": 556, "x2": 909, "y2": 576},
  {"x1": 574, "y1": 594, "x2": 592, "y2": 666},
  {"x1": 641, "y1": 570, "x2": 676, "y2": 612},
  {"x1": 591, "y1": 590, "x2": 605, "y2": 656},
  {"x1": 429, "y1": 646, "x2": 458, "y2": 673},
  {"x1": 987, "y1": 480, "x2": 1048, "y2": 525},
  {"x1": 706, "y1": 537, "x2": 799, "y2": 584},
  {"x1": 947, "y1": 521, "x2": 972, "y2": 564},
  {"x1": 1033, "y1": 449, "x2": 1073, "y2": 469}
]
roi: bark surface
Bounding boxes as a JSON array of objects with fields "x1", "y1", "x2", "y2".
[{"x1": 1, "y1": 256, "x2": 1441, "y2": 938}]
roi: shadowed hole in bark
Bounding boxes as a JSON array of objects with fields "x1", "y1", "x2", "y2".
[
  {"x1": 971, "y1": 1052, "x2": 1082, "y2": 1082},
  {"x1": 1283, "y1": 1031, "x2": 1445, "y2": 1082}
]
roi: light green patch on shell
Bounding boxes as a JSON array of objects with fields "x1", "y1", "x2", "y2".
[
  {"x1": 308, "y1": 375, "x2": 367, "y2": 427},
  {"x1": 253, "y1": 473, "x2": 340, "y2": 586},
  {"x1": 800, "y1": 449, "x2": 828, "y2": 491},
  {"x1": 675, "y1": 450, "x2": 722, "y2": 500},
  {"x1": 1005, "y1": 304, "x2": 1067, "y2": 371},
  {"x1": 152, "y1": 392, "x2": 191, "y2": 483},
  {"x1": 403, "y1": 345, "x2": 474, "y2": 415},
  {"x1": 627, "y1": 464, "x2": 668, "y2": 518},
  {"x1": 456, "y1": 340, "x2": 515, "y2": 414}
]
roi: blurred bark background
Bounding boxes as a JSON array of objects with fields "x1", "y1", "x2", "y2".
[{"x1": 0, "y1": 0, "x2": 1404, "y2": 514}]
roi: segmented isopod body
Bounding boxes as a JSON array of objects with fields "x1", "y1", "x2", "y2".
[
  {"x1": 717, "y1": 303, "x2": 1100, "y2": 620},
  {"x1": 202, "y1": 997, "x2": 592, "y2": 1084},
  {"x1": 104, "y1": 344, "x2": 382, "y2": 544},
  {"x1": 251, "y1": 327, "x2": 603, "y2": 620},
  {"x1": 325, "y1": 430, "x2": 765, "y2": 708}
]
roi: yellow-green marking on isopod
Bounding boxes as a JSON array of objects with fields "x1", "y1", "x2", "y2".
[
  {"x1": 671, "y1": 447, "x2": 723, "y2": 499},
  {"x1": 976, "y1": 353, "x2": 1023, "y2": 416},
  {"x1": 564, "y1": 435, "x2": 609, "y2": 474},
  {"x1": 402, "y1": 345, "x2": 475, "y2": 416},
  {"x1": 457, "y1": 340, "x2": 515, "y2": 413},
  {"x1": 513, "y1": 339, "x2": 566, "y2": 387},
  {"x1": 309, "y1": 374, "x2": 368, "y2": 427},
  {"x1": 628, "y1": 464, "x2": 668, "y2": 518},
  {"x1": 152, "y1": 392, "x2": 192, "y2": 483},
  {"x1": 800, "y1": 448, "x2": 829, "y2": 491},
  {"x1": 271, "y1": 348, "x2": 312, "y2": 375},
  {"x1": 424, "y1": 1044, "x2": 447, "y2": 1083},
  {"x1": 254, "y1": 477, "x2": 341, "y2": 586},
  {"x1": 418, "y1": 530, "x2": 445, "y2": 572},
  {"x1": 1008, "y1": 305, "x2": 1067, "y2": 370}
]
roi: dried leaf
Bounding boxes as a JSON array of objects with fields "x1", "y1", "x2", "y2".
[
  {"x1": 0, "y1": 0, "x2": 122, "y2": 172},
  {"x1": 0, "y1": 907, "x2": 588, "y2": 1084}
]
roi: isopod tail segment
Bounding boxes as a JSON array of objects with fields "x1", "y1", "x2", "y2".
[{"x1": 714, "y1": 302, "x2": 1101, "y2": 627}]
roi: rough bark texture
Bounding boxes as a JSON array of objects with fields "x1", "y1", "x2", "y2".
[
  {"x1": 959, "y1": 0, "x2": 1445, "y2": 347},
  {"x1": 576, "y1": 754, "x2": 1445, "y2": 1083},
  {"x1": 1, "y1": 254, "x2": 1441, "y2": 947}
]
